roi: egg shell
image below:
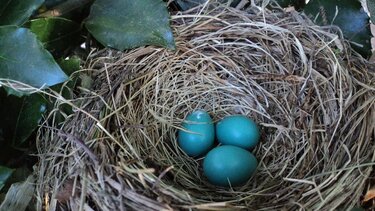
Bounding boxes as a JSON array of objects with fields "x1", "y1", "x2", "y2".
[
  {"x1": 216, "y1": 115, "x2": 260, "y2": 149},
  {"x1": 178, "y1": 110, "x2": 215, "y2": 157},
  {"x1": 203, "y1": 145, "x2": 258, "y2": 187}
]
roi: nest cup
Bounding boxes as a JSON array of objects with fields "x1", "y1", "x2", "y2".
[{"x1": 35, "y1": 2, "x2": 375, "y2": 210}]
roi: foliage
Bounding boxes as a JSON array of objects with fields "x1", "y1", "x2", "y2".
[
  {"x1": 0, "y1": 166, "x2": 13, "y2": 191},
  {"x1": 26, "y1": 17, "x2": 84, "y2": 56},
  {"x1": 44, "y1": 0, "x2": 67, "y2": 8},
  {"x1": 0, "y1": 0, "x2": 43, "y2": 25},
  {"x1": 304, "y1": 0, "x2": 372, "y2": 58},
  {"x1": 0, "y1": 89, "x2": 47, "y2": 147},
  {"x1": 0, "y1": 0, "x2": 373, "y2": 208},
  {"x1": 0, "y1": 26, "x2": 68, "y2": 89},
  {"x1": 0, "y1": 0, "x2": 174, "y2": 147},
  {"x1": 85, "y1": 0, "x2": 175, "y2": 50}
]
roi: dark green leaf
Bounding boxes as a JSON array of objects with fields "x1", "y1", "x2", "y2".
[
  {"x1": 0, "y1": 26, "x2": 68, "y2": 91},
  {"x1": 0, "y1": 0, "x2": 44, "y2": 25},
  {"x1": 48, "y1": 57, "x2": 81, "y2": 124},
  {"x1": 54, "y1": 56, "x2": 80, "y2": 102},
  {"x1": 0, "y1": 89, "x2": 47, "y2": 146},
  {"x1": 0, "y1": 166, "x2": 14, "y2": 191},
  {"x1": 3, "y1": 166, "x2": 31, "y2": 187},
  {"x1": 44, "y1": 0, "x2": 68, "y2": 8},
  {"x1": 85, "y1": 0, "x2": 175, "y2": 50},
  {"x1": 2, "y1": 87, "x2": 29, "y2": 98},
  {"x1": 26, "y1": 17, "x2": 84, "y2": 56},
  {"x1": 368, "y1": 0, "x2": 375, "y2": 23},
  {"x1": 304, "y1": 0, "x2": 372, "y2": 58},
  {"x1": 38, "y1": 0, "x2": 93, "y2": 23},
  {"x1": 58, "y1": 56, "x2": 81, "y2": 76}
]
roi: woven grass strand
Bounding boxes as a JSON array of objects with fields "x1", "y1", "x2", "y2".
[{"x1": 35, "y1": 2, "x2": 375, "y2": 210}]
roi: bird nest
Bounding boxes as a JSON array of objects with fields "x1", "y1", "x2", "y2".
[{"x1": 34, "y1": 2, "x2": 375, "y2": 210}]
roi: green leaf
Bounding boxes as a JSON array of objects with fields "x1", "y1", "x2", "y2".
[
  {"x1": 58, "y1": 56, "x2": 81, "y2": 76},
  {"x1": 368, "y1": 0, "x2": 375, "y2": 23},
  {"x1": 0, "y1": 89, "x2": 47, "y2": 146},
  {"x1": 0, "y1": 26, "x2": 68, "y2": 91},
  {"x1": 26, "y1": 17, "x2": 84, "y2": 56},
  {"x1": 44, "y1": 0, "x2": 68, "y2": 8},
  {"x1": 2, "y1": 87, "x2": 29, "y2": 98},
  {"x1": 0, "y1": 166, "x2": 14, "y2": 191},
  {"x1": 54, "y1": 56, "x2": 80, "y2": 102},
  {"x1": 304, "y1": 0, "x2": 372, "y2": 58},
  {"x1": 47, "y1": 57, "x2": 81, "y2": 124},
  {"x1": 2, "y1": 166, "x2": 31, "y2": 187},
  {"x1": 38, "y1": 0, "x2": 94, "y2": 21},
  {"x1": 85, "y1": 0, "x2": 175, "y2": 50},
  {"x1": 0, "y1": 0, "x2": 44, "y2": 26}
]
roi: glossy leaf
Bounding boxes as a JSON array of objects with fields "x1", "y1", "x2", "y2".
[
  {"x1": 26, "y1": 17, "x2": 84, "y2": 56},
  {"x1": 0, "y1": 166, "x2": 14, "y2": 191},
  {"x1": 44, "y1": 0, "x2": 68, "y2": 8},
  {"x1": 304, "y1": 0, "x2": 372, "y2": 58},
  {"x1": 0, "y1": 0, "x2": 44, "y2": 25},
  {"x1": 38, "y1": 0, "x2": 93, "y2": 25},
  {"x1": 85, "y1": 0, "x2": 175, "y2": 50},
  {"x1": 0, "y1": 26, "x2": 68, "y2": 91},
  {"x1": 0, "y1": 89, "x2": 47, "y2": 146}
]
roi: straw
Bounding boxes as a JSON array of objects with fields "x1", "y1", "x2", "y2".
[{"x1": 34, "y1": 2, "x2": 375, "y2": 210}]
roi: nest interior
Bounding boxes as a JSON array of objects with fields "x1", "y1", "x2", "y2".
[{"x1": 35, "y1": 2, "x2": 375, "y2": 210}]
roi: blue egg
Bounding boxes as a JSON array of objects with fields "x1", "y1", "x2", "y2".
[
  {"x1": 216, "y1": 115, "x2": 260, "y2": 149},
  {"x1": 203, "y1": 145, "x2": 258, "y2": 187},
  {"x1": 178, "y1": 110, "x2": 215, "y2": 157}
]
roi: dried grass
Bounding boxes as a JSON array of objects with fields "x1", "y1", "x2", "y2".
[{"x1": 32, "y1": 2, "x2": 375, "y2": 210}]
